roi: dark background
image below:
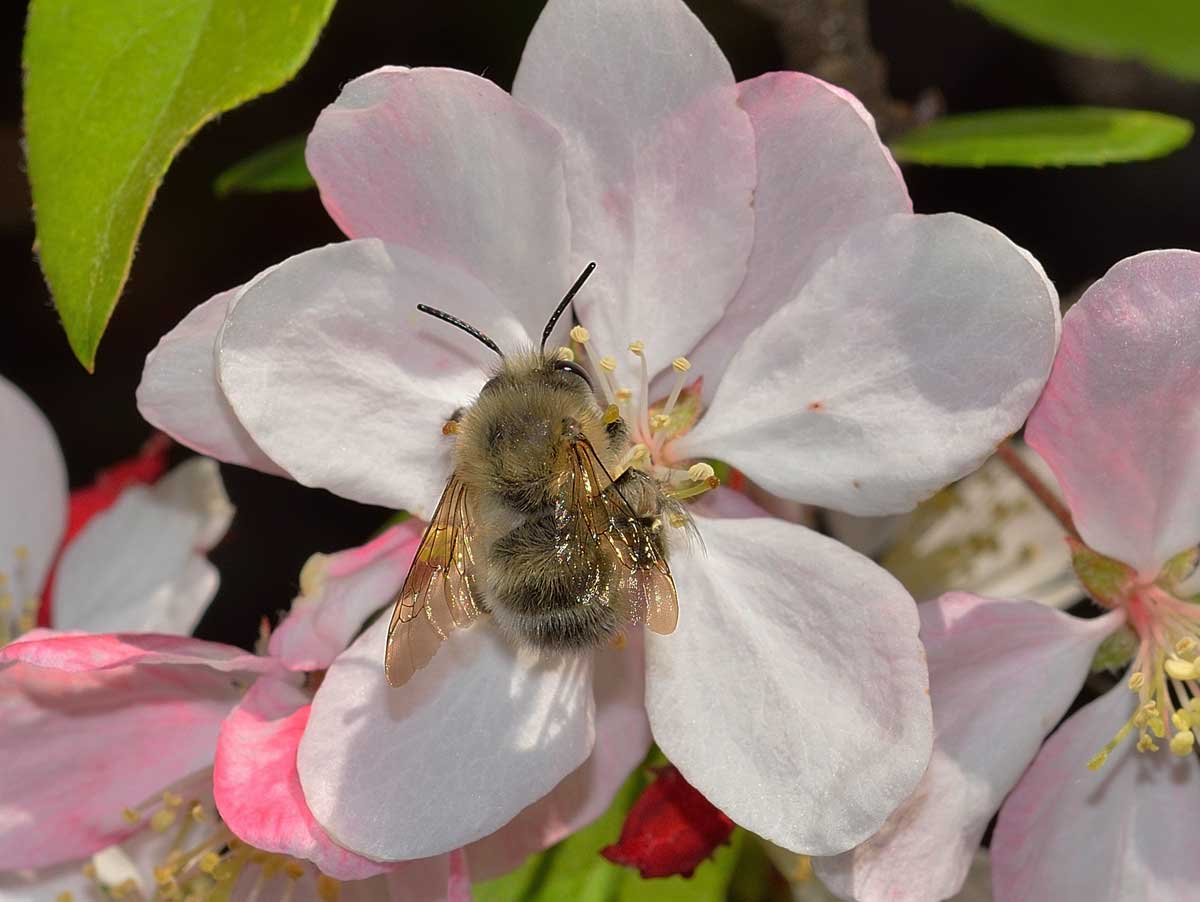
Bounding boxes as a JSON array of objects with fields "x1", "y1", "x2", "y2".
[{"x1": 3, "y1": 0, "x2": 1198, "y2": 649}]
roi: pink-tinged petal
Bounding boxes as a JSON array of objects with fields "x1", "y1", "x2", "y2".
[
  {"x1": 645, "y1": 516, "x2": 931, "y2": 855},
  {"x1": 0, "y1": 861, "x2": 93, "y2": 901},
  {"x1": 0, "y1": 660, "x2": 238, "y2": 868},
  {"x1": 679, "y1": 213, "x2": 1060, "y2": 515},
  {"x1": 1026, "y1": 249, "x2": 1200, "y2": 576},
  {"x1": 816, "y1": 594, "x2": 1122, "y2": 902},
  {"x1": 53, "y1": 459, "x2": 233, "y2": 635},
  {"x1": 137, "y1": 287, "x2": 288, "y2": 477},
  {"x1": 690, "y1": 486, "x2": 772, "y2": 520},
  {"x1": 993, "y1": 683, "x2": 1200, "y2": 902},
  {"x1": 467, "y1": 633, "x2": 652, "y2": 879},
  {"x1": 214, "y1": 678, "x2": 389, "y2": 880},
  {"x1": 685, "y1": 72, "x2": 911, "y2": 400},
  {"x1": 0, "y1": 376, "x2": 66, "y2": 594},
  {"x1": 217, "y1": 240, "x2": 528, "y2": 518},
  {"x1": 377, "y1": 855, "x2": 462, "y2": 902},
  {"x1": 308, "y1": 67, "x2": 572, "y2": 342},
  {"x1": 1, "y1": 630, "x2": 278, "y2": 675},
  {"x1": 298, "y1": 617, "x2": 594, "y2": 860},
  {"x1": 271, "y1": 522, "x2": 425, "y2": 671},
  {"x1": 513, "y1": 0, "x2": 756, "y2": 380}
]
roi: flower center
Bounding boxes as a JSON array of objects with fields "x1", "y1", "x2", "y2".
[
  {"x1": 0, "y1": 545, "x2": 42, "y2": 644},
  {"x1": 566, "y1": 328, "x2": 718, "y2": 511},
  {"x1": 66, "y1": 777, "x2": 345, "y2": 901},
  {"x1": 1085, "y1": 547, "x2": 1200, "y2": 768}
]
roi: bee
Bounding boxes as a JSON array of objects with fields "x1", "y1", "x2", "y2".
[{"x1": 384, "y1": 263, "x2": 686, "y2": 688}]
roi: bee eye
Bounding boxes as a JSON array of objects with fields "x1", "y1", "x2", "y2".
[{"x1": 552, "y1": 359, "x2": 593, "y2": 389}]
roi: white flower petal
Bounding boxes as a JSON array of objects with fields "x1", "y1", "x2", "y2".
[
  {"x1": 679, "y1": 213, "x2": 1060, "y2": 515},
  {"x1": 513, "y1": 0, "x2": 756, "y2": 380},
  {"x1": 307, "y1": 66, "x2": 573, "y2": 341},
  {"x1": 0, "y1": 861, "x2": 92, "y2": 901},
  {"x1": 298, "y1": 618, "x2": 595, "y2": 861},
  {"x1": 1026, "y1": 249, "x2": 1200, "y2": 576},
  {"x1": 467, "y1": 634, "x2": 651, "y2": 879},
  {"x1": 816, "y1": 594, "x2": 1120, "y2": 902},
  {"x1": 217, "y1": 240, "x2": 530, "y2": 517},
  {"x1": 53, "y1": 460, "x2": 233, "y2": 635},
  {"x1": 684, "y1": 72, "x2": 911, "y2": 401},
  {"x1": 137, "y1": 286, "x2": 288, "y2": 477},
  {"x1": 0, "y1": 376, "x2": 66, "y2": 593},
  {"x1": 993, "y1": 683, "x2": 1200, "y2": 902},
  {"x1": 646, "y1": 515, "x2": 931, "y2": 855}
]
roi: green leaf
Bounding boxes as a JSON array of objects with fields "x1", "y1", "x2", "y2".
[
  {"x1": 214, "y1": 135, "x2": 315, "y2": 196},
  {"x1": 24, "y1": 0, "x2": 337, "y2": 370},
  {"x1": 958, "y1": 0, "x2": 1200, "y2": 81},
  {"x1": 474, "y1": 751, "x2": 769, "y2": 902},
  {"x1": 891, "y1": 107, "x2": 1193, "y2": 168}
]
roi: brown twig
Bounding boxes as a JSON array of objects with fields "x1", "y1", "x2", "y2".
[{"x1": 995, "y1": 440, "x2": 1079, "y2": 539}]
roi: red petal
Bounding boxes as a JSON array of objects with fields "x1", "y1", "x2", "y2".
[
  {"x1": 39, "y1": 435, "x2": 171, "y2": 626},
  {"x1": 601, "y1": 765, "x2": 735, "y2": 879}
]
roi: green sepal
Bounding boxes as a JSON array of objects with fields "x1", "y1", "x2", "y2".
[
  {"x1": 1068, "y1": 538, "x2": 1135, "y2": 605},
  {"x1": 1157, "y1": 546, "x2": 1200, "y2": 592},
  {"x1": 1091, "y1": 624, "x2": 1139, "y2": 673}
]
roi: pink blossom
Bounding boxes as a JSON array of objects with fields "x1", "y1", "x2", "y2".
[
  {"x1": 0, "y1": 376, "x2": 232, "y2": 645},
  {"x1": 136, "y1": 0, "x2": 1061, "y2": 862},
  {"x1": 818, "y1": 249, "x2": 1200, "y2": 902},
  {"x1": 0, "y1": 524, "x2": 626, "y2": 899}
]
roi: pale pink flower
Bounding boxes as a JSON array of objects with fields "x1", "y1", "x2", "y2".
[
  {"x1": 136, "y1": 0, "x2": 1060, "y2": 861},
  {"x1": 0, "y1": 525, "x2": 621, "y2": 899},
  {"x1": 818, "y1": 249, "x2": 1200, "y2": 902},
  {"x1": 0, "y1": 376, "x2": 231, "y2": 644}
]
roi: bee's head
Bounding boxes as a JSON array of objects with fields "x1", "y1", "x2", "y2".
[{"x1": 456, "y1": 352, "x2": 615, "y2": 513}]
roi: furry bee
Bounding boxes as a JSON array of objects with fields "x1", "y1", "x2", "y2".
[{"x1": 384, "y1": 264, "x2": 684, "y2": 688}]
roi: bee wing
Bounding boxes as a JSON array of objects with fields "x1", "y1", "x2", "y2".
[
  {"x1": 384, "y1": 475, "x2": 483, "y2": 687},
  {"x1": 568, "y1": 439, "x2": 679, "y2": 635}
]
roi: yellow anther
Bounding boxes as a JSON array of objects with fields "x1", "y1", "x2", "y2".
[
  {"x1": 688, "y1": 462, "x2": 716, "y2": 482},
  {"x1": 81, "y1": 863, "x2": 96, "y2": 879},
  {"x1": 672, "y1": 356, "x2": 692, "y2": 373},
  {"x1": 602, "y1": 404, "x2": 620, "y2": 426},
  {"x1": 190, "y1": 802, "x2": 207, "y2": 822},
  {"x1": 1173, "y1": 710, "x2": 1191, "y2": 731},
  {"x1": 317, "y1": 875, "x2": 342, "y2": 901},
  {"x1": 1177, "y1": 637, "x2": 1197, "y2": 655},
  {"x1": 1171, "y1": 729, "x2": 1196, "y2": 756},
  {"x1": 1165, "y1": 657, "x2": 1197, "y2": 680},
  {"x1": 155, "y1": 864, "x2": 178, "y2": 885},
  {"x1": 150, "y1": 808, "x2": 177, "y2": 832},
  {"x1": 650, "y1": 413, "x2": 670, "y2": 430},
  {"x1": 14, "y1": 546, "x2": 28, "y2": 561},
  {"x1": 1087, "y1": 750, "x2": 1109, "y2": 770},
  {"x1": 1128, "y1": 671, "x2": 1146, "y2": 691},
  {"x1": 1149, "y1": 715, "x2": 1166, "y2": 739},
  {"x1": 628, "y1": 340, "x2": 645, "y2": 356},
  {"x1": 122, "y1": 807, "x2": 141, "y2": 824},
  {"x1": 56, "y1": 893, "x2": 73, "y2": 902},
  {"x1": 198, "y1": 852, "x2": 222, "y2": 874},
  {"x1": 442, "y1": 420, "x2": 460, "y2": 436},
  {"x1": 599, "y1": 356, "x2": 617, "y2": 372},
  {"x1": 615, "y1": 388, "x2": 633, "y2": 402},
  {"x1": 570, "y1": 325, "x2": 590, "y2": 344},
  {"x1": 284, "y1": 861, "x2": 306, "y2": 879},
  {"x1": 163, "y1": 790, "x2": 183, "y2": 808},
  {"x1": 16, "y1": 613, "x2": 34, "y2": 634},
  {"x1": 555, "y1": 346, "x2": 575, "y2": 362},
  {"x1": 1137, "y1": 734, "x2": 1159, "y2": 753},
  {"x1": 1188, "y1": 697, "x2": 1200, "y2": 714}
]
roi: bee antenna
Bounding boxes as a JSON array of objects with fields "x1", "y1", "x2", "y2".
[
  {"x1": 541, "y1": 262, "x2": 597, "y2": 353},
  {"x1": 416, "y1": 304, "x2": 504, "y2": 358}
]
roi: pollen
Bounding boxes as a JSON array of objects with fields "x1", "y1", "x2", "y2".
[
  {"x1": 570, "y1": 325, "x2": 590, "y2": 344},
  {"x1": 442, "y1": 420, "x2": 460, "y2": 436},
  {"x1": 602, "y1": 404, "x2": 621, "y2": 426}
]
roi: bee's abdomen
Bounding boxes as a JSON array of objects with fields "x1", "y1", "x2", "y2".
[{"x1": 487, "y1": 515, "x2": 622, "y2": 651}]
